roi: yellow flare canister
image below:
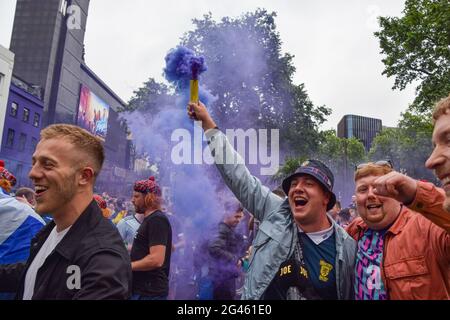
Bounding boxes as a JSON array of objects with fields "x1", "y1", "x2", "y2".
[{"x1": 190, "y1": 79, "x2": 199, "y2": 103}]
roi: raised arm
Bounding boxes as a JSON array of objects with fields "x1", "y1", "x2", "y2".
[
  {"x1": 373, "y1": 171, "x2": 450, "y2": 233},
  {"x1": 188, "y1": 101, "x2": 283, "y2": 222}
]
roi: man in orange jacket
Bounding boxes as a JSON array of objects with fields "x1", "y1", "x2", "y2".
[
  {"x1": 347, "y1": 95, "x2": 450, "y2": 300},
  {"x1": 347, "y1": 163, "x2": 449, "y2": 300}
]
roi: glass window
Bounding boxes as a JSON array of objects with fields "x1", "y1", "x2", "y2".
[
  {"x1": 31, "y1": 137, "x2": 38, "y2": 151},
  {"x1": 19, "y1": 133, "x2": 27, "y2": 151},
  {"x1": 6, "y1": 129, "x2": 15, "y2": 148},
  {"x1": 10, "y1": 102, "x2": 18, "y2": 117},
  {"x1": 16, "y1": 164, "x2": 23, "y2": 183},
  {"x1": 23, "y1": 107, "x2": 30, "y2": 122},
  {"x1": 33, "y1": 113, "x2": 40, "y2": 127}
]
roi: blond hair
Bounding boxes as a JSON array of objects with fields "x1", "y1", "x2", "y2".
[
  {"x1": 354, "y1": 163, "x2": 393, "y2": 181},
  {"x1": 40, "y1": 124, "x2": 104, "y2": 177},
  {"x1": 432, "y1": 94, "x2": 450, "y2": 124}
]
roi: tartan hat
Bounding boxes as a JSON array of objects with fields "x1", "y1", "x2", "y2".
[
  {"x1": 134, "y1": 176, "x2": 161, "y2": 196},
  {"x1": 0, "y1": 160, "x2": 16, "y2": 187},
  {"x1": 281, "y1": 159, "x2": 336, "y2": 211},
  {"x1": 93, "y1": 194, "x2": 107, "y2": 209}
]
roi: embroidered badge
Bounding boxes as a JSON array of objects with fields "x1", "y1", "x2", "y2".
[{"x1": 319, "y1": 260, "x2": 333, "y2": 282}]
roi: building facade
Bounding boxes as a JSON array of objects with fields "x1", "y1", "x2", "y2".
[
  {"x1": 337, "y1": 114, "x2": 382, "y2": 151},
  {"x1": 6, "y1": 0, "x2": 136, "y2": 193},
  {"x1": 0, "y1": 46, "x2": 15, "y2": 148},
  {"x1": 1, "y1": 77, "x2": 44, "y2": 188}
]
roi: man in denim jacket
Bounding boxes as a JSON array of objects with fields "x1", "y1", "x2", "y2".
[{"x1": 188, "y1": 102, "x2": 356, "y2": 300}]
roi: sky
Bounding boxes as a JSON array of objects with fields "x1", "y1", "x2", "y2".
[{"x1": 0, "y1": 0, "x2": 417, "y2": 131}]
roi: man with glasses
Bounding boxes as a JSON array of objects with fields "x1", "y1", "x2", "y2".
[{"x1": 347, "y1": 157, "x2": 449, "y2": 299}]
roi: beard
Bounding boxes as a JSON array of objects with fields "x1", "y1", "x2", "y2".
[
  {"x1": 134, "y1": 205, "x2": 145, "y2": 214},
  {"x1": 56, "y1": 172, "x2": 77, "y2": 204},
  {"x1": 35, "y1": 171, "x2": 78, "y2": 215}
]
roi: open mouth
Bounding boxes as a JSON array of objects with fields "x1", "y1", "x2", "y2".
[
  {"x1": 294, "y1": 196, "x2": 308, "y2": 208},
  {"x1": 367, "y1": 203, "x2": 382, "y2": 211},
  {"x1": 440, "y1": 175, "x2": 450, "y2": 190},
  {"x1": 35, "y1": 185, "x2": 48, "y2": 198}
]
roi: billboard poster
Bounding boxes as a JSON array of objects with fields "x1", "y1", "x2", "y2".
[{"x1": 77, "y1": 84, "x2": 110, "y2": 141}]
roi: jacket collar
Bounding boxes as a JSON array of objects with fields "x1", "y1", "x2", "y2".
[
  {"x1": 385, "y1": 205, "x2": 410, "y2": 235},
  {"x1": 32, "y1": 200, "x2": 103, "y2": 260},
  {"x1": 329, "y1": 214, "x2": 351, "y2": 261},
  {"x1": 55, "y1": 200, "x2": 103, "y2": 260}
]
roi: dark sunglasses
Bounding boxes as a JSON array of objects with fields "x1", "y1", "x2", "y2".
[{"x1": 355, "y1": 159, "x2": 394, "y2": 171}]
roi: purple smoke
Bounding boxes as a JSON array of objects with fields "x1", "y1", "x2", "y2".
[
  {"x1": 123, "y1": 15, "x2": 302, "y2": 297},
  {"x1": 164, "y1": 46, "x2": 207, "y2": 83}
]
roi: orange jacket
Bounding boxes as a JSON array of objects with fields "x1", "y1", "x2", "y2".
[
  {"x1": 409, "y1": 181, "x2": 450, "y2": 233},
  {"x1": 347, "y1": 182, "x2": 450, "y2": 300}
]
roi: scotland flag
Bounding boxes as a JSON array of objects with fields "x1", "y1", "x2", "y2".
[{"x1": 0, "y1": 191, "x2": 45, "y2": 264}]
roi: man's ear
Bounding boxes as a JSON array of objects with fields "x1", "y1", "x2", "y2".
[
  {"x1": 79, "y1": 167, "x2": 95, "y2": 186},
  {"x1": 323, "y1": 191, "x2": 331, "y2": 208}
]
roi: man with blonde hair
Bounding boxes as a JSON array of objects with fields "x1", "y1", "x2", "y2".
[
  {"x1": 371, "y1": 94, "x2": 450, "y2": 231},
  {"x1": 347, "y1": 158, "x2": 449, "y2": 300},
  {"x1": 425, "y1": 94, "x2": 450, "y2": 215},
  {"x1": 0, "y1": 124, "x2": 131, "y2": 299},
  {"x1": 348, "y1": 94, "x2": 450, "y2": 300}
]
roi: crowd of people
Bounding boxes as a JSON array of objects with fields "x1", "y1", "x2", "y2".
[{"x1": 0, "y1": 94, "x2": 448, "y2": 300}]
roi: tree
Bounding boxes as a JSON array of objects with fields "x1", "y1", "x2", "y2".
[
  {"x1": 369, "y1": 114, "x2": 436, "y2": 183},
  {"x1": 271, "y1": 156, "x2": 307, "y2": 184},
  {"x1": 121, "y1": 77, "x2": 173, "y2": 112},
  {"x1": 375, "y1": 0, "x2": 450, "y2": 113},
  {"x1": 316, "y1": 131, "x2": 366, "y2": 205},
  {"x1": 181, "y1": 9, "x2": 330, "y2": 158},
  {"x1": 316, "y1": 130, "x2": 367, "y2": 170},
  {"x1": 273, "y1": 130, "x2": 366, "y2": 204}
]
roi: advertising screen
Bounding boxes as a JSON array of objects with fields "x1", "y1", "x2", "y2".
[{"x1": 77, "y1": 85, "x2": 110, "y2": 141}]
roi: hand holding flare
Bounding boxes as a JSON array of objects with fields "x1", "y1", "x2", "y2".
[{"x1": 187, "y1": 101, "x2": 217, "y2": 131}]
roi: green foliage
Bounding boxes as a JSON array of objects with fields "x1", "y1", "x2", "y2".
[
  {"x1": 124, "y1": 10, "x2": 329, "y2": 162},
  {"x1": 273, "y1": 130, "x2": 366, "y2": 203},
  {"x1": 317, "y1": 130, "x2": 367, "y2": 170},
  {"x1": 369, "y1": 114, "x2": 436, "y2": 182},
  {"x1": 121, "y1": 78, "x2": 173, "y2": 112},
  {"x1": 374, "y1": 0, "x2": 442, "y2": 182},
  {"x1": 271, "y1": 156, "x2": 307, "y2": 183},
  {"x1": 375, "y1": 0, "x2": 450, "y2": 113}
]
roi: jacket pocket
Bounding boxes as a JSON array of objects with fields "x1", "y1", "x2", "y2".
[
  {"x1": 247, "y1": 231, "x2": 271, "y2": 268},
  {"x1": 384, "y1": 256, "x2": 428, "y2": 279},
  {"x1": 384, "y1": 256, "x2": 431, "y2": 299}
]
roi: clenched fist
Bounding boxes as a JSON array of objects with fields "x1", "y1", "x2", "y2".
[{"x1": 373, "y1": 171, "x2": 418, "y2": 205}]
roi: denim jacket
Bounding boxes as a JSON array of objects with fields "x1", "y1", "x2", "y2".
[{"x1": 206, "y1": 129, "x2": 356, "y2": 300}]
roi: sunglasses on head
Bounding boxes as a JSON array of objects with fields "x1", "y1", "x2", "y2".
[{"x1": 355, "y1": 159, "x2": 394, "y2": 171}]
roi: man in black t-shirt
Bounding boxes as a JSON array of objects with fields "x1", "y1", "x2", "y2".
[{"x1": 130, "y1": 177, "x2": 172, "y2": 300}]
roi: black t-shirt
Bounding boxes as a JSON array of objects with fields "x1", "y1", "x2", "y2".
[{"x1": 130, "y1": 210, "x2": 172, "y2": 296}]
